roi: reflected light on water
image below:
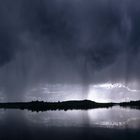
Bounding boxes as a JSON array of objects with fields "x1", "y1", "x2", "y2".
[
  {"x1": 25, "y1": 106, "x2": 140, "y2": 129},
  {"x1": 25, "y1": 110, "x2": 88, "y2": 127},
  {"x1": 0, "y1": 110, "x2": 5, "y2": 121},
  {"x1": 88, "y1": 106, "x2": 140, "y2": 129}
]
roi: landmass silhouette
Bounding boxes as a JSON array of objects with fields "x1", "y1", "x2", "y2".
[{"x1": 0, "y1": 100, "x2": 140, "y2": 112}]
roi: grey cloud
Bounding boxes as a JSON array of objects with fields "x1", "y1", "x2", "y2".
[{"x1": 0, "y1": 0, "x2": 140, "y2": 100}]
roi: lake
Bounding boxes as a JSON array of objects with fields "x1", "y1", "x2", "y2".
[{"x1": 0, "y1": 106, "x2": 140, "y2": 140}]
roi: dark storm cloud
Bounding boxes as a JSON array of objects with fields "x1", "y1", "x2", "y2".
[
  {"x1": 0, "y1": 0, "x2": 126, "y2": 67},
  {"x1": 20, "y1": 0, "x2": 123, "y2": 69},
  {"x1": 0, "y1": 5, "x2": 15, "y2": 66},
  {"x1": 0, "y1": 0, "x2": 23, "y2": 66},
  {"x1": 1, "y1": 0, "x2": 140, "y2": 100}
]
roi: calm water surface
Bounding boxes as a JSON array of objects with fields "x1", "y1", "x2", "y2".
[{"x1": 0, "y1": 106, "x2": 140, "y2": 140}]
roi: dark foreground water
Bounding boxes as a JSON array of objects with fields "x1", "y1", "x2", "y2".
[{"x1": 0, "y1": 106, "x2": 140, "y2": 140}]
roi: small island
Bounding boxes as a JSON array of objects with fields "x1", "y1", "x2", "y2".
[{"x1": 0, "y1": 100, "x2": 140, "y2": 112}]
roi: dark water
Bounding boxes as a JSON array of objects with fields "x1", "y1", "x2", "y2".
[{"x1": 0, "y1": 107, "x2": 140, "y2": 140}]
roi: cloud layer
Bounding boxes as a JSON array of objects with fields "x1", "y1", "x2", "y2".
[{"x1": 0, "y1": 0, "x2": 140, "y2": 100}]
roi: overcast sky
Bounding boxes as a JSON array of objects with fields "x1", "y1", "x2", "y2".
[{"x1": 0, "y1": 0, "x2": 140, "y2": 101}]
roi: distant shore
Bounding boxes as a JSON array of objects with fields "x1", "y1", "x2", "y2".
[{"x1": 0, "y1": 100, "x2": 140, "y2": 111}]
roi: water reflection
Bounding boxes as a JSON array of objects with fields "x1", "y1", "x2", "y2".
[
  {"x1": 0, "y1": 107, "x2": 140, "y2": 140},
  {"x1": 25, "y1": 110, "x2": 89, "y2": 127},
  {"x1": 25, "y1": 106, "x2": 140, "y2": 129},
  {"x1": 0, "y1": 109, "x2": 5, "y2": 120},
  {"x1": 88, "y1": 107, "x2": 140, "y2": 129}
]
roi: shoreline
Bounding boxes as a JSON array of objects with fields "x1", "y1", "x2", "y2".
[{"x1": 0, "y1": 100, "x2": 140, "y2": 111}]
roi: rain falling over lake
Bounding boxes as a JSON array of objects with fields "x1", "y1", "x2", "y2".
[{"x1": 0, "y1": 0, "x2": 140, "y2": 140}]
